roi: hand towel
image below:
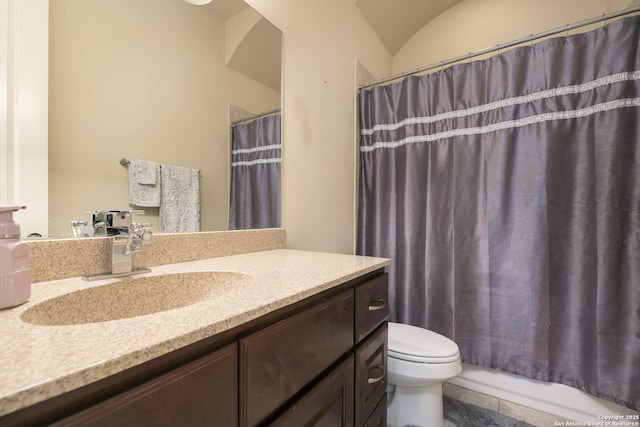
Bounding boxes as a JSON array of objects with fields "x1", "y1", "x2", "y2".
[
  {"x1": 135, "y1": 160, "x2": 157, "y2": 185},
  {"x1": 159, "y1": 164, "x2": 200, "y2": 232},
  {"x1": 128, "y1": 160, "x2": 161, "y2": 207}
]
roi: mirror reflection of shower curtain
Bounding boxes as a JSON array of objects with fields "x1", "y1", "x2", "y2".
[{"x1": 229, "y1": 114, "x2": 281, "y2": 230}]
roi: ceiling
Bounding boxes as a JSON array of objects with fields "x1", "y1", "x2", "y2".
[
  {"x1": 210, "y1": 0, "x2": 249, "y2": 20},
  {"x1": 206, "y1": 0, "x2": 465, "y2": 90},
  {"x1": 209, "y1": 0, "x2": 282, "y2": 91},
  {"x1": 355, "y1": 0, "x2": 463, "y2": 55},
  {"x1": 214, "y1": 0, "x2": 465, "y2": 57}
]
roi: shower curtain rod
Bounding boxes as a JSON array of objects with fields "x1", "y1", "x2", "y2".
[
  {"x1": 231, "y1": 108, "x2": 281, "y2": 125},
  {"x1": 359, "y1": 5, "x2": 640, "y2": 90}
]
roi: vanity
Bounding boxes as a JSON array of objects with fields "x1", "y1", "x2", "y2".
[{"x1": 0, "y1": 248, "x2": 390, "y2": 426}]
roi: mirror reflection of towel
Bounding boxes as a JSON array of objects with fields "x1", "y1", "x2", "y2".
[
  {"x1": 128, "y1": 160, "x2": 161, "y2": 207},
  {"x1": 159, "y1": 164, "x2": 200, "y2": 233}
]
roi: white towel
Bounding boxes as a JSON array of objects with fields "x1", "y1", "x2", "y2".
[
  {"x1": 135, "y1": 160, "x2": 157, "y2": 185},
  {"x1": 159, "y1": 164, "x2": 200, "y2": 233},
  {"x1": 128, "y1": 160, "x2": 161, "y2": 207}
]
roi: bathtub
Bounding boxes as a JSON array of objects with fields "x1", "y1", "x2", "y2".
[{"x1": 447, "y1": 364, "x2": 638, "y2": 422}]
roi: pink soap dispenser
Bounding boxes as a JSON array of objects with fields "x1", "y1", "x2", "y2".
[{"x1": 0, "y1": 206, "x2": 31, "y2": 309}]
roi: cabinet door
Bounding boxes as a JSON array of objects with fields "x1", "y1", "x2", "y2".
[
  {"x1": 53, "y1": 343, "x2": 238, "y2": 427},
  {"x1": 355, "y1": 323, "x2": 387, "y2": 427},
  {"x1": 240, "y1": 291, "x2": 354, "y2": 427},
  {"x1": 355, "y1": 274, "x2": 388, "y2": 343},
  {"x1": 270, "y1": 356, "x2": 355, "y2": 427}
]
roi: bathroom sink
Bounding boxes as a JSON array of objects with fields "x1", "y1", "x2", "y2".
[{"x1": 20, "y1": 271, "x2": 252, "y2": 326}]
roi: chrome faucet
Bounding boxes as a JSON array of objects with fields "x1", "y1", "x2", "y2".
[
  {"x1": 78, "y1": 210, "x2": 153, "y2": 281},
  {"x1": 111, "y1": 221, "x2": 153, "y2": 275}
]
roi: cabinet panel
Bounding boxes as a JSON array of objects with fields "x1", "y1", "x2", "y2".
[
  {"x1": 270, "y1": 356, "x2": 355, "y2": 427},
  {"x1": 240, "y1": 291, "x2": 355, "y2": 427},
  {"x1": 355, "y1": 323, "x2": 387, "y2": 427},
  {"x1": 355, "y1": 274, "x2": 388, "y2": 343},
  {"x1": 52, "y1": 343, "x2": 238, "y2": 427},
  {"x1": 362, "y1": 394, "x2": 387, "y2": 427}
]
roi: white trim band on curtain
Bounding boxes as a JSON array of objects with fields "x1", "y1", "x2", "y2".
[
  {"x1": 361, "y1": 70, "x2": 640, "y2": 136},
  {"x1": 231, "y1": 144, "x2": 282, "y2": 155},
  {"x1": 231, "y1": 158, "x2": 282, "y2": 167},
  {"x1": 361, "y1": 97, "x2": 640, "y2": 152}
]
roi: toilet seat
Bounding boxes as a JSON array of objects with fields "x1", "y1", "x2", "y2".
[{"x1": 388, "y1": 322, "x2": 460, "y2": 364}]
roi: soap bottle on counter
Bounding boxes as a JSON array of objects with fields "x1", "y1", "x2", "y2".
[{"x1": 0, "y1": 206, "x2": 31, "y2": 309}]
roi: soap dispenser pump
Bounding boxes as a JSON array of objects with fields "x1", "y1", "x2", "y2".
[{"x1": 0, "y1": 206, "x2": 31, "y2": 309}]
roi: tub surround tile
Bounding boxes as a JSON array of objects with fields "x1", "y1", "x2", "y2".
[
  {"x1": 0, "y1": 249, "x2": 389, "y2": 418},
  {"x1": 28, "y1": 228, "x2": 286, "y2": 283},
  {"x1": 444, "y1": 383, "x2": 500, "y2": 412},
  {"x1": 499, "y1": 400, "x2": 572, "y2": 426},
  {"x1": 443, "y1": 396, "x2": 536, "y2": 427},
  {"x1": 444, "y1": 383, "x2": 574, "y2": 426}
]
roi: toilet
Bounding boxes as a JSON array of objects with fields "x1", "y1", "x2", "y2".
[{"x1": 386, "y1": 322, "x2": 462, "y2": 427}]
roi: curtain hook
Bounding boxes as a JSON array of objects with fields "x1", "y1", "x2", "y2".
[
  {"x1": 601, "y1": 13, "x2": 606, "y2": 28},
  {"x1": 529, "y1": 35, "x2": 533, "y2": 47},
  {"x1": 468, "y1": 52, "x2": 472, "y2": 63},
  {"x1": 565, "y1": 24, "x2": 570, "y2": 37}
]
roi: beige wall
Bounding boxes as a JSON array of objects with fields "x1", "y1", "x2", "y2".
[
  {"x1": 393, "y1": 0, "x2": 638, "y2": 74},
  {"x1": 48, "y1": 0, "x2": 280, "y2": 237},
  {"x1": 245, "y1": 0, "x2": 392, "y2": 254}
]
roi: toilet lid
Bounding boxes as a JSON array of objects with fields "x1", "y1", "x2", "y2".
[{"x1": 388, "y1": 322, "x2": 460, "y2": 363}]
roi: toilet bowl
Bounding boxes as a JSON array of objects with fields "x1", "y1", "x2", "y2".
[{"x1": 386, "y1": 322, "x2": 462, "y2": 427}]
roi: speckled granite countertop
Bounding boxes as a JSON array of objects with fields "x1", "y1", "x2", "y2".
[{"x1": 0, "y1": 249, "x2": 389, "y2": 418}]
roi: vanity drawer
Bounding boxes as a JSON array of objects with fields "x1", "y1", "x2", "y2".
[
  {"x1": 355, "y1": 322, "x2": 387, "y2": 427},
  {"x1": 239, "y1": 290, "x2": 355, "y2": 427},
  {"x1": 355, "y1": 274, "x2": 388, "y2": 343},
  {"x1": 270, "y1": 355, "x2": 355, "y2": 426},
  {"x1": 363, "y1": 393, "x2": 387, "y2": 427},
  {"x1": 52, "y1": 343, "x2": 238, "y2": 427}
]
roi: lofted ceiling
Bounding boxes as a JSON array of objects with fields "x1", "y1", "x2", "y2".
[
  {"x1": 207, "y1": 0, "x2": 465, "y2": 89},
  {"x1": 355, "y1": 0, "x2": 463, "y2": 55},
  {"x1": 210, "y1": 0, "x2": 282, "y2": 91},
  {"x1": 210, "y1": 0, "x2": 248, "y2": 20}
]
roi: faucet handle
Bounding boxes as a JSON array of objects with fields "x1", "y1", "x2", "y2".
[
  {"x1": 138, "y1": 223, "x2": 153, "y2": 244},
  {"x1": 127, "y1": 222, "x2": 153, "y2": 253},
  {"x1": 71, "y1": 220, "x2": 92, "y2": 238}
]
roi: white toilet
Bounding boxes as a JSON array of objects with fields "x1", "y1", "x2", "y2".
[{"x1": 386, "y1": 322, "x2": 462, "y2": 427}]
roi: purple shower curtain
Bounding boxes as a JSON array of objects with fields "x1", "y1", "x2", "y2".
[
  {"x1": 229, "y1": 114, "x2": 281, "y2": 230},
  {"x1": 357, "y1": 16, "x2": 639, "y2": 410}
]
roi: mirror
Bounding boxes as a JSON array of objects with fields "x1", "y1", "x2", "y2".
[{"x1": 47, "y1": 0, "x2": 282, "y2": 238}]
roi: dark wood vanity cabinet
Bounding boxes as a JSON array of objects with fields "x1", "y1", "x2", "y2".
[
  {"x1": 240, "y1": 291, "x2": 355, "y2": 426},
  {"x1": 2, "y1": 270, "x2": 388, "y2": 427},
  {"x1": 355, "y1": 274, "x2": 389, "y2": 342},
  {"x1": 270, "y1": 356, "x2": 356, "y2": 426},
  {"x1": 50, "y1": 343, "x2": 238, "y2": 427},
  {"x1": 355, "y1": 323, "x2": 387, "y2": 427},
  {"x1": 362, "y1": 395, "x2": 388, "y2": 427},
  {"x1": 241, "y1": 272, "x2": 388, "y2": 426}
]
